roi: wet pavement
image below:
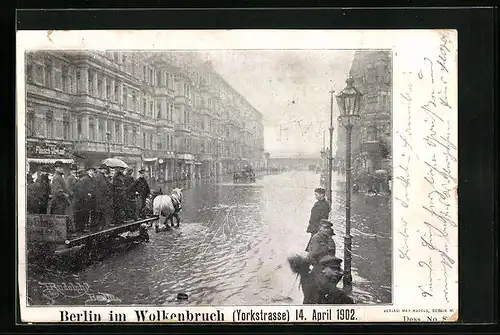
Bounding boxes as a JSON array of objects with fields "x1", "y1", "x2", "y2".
[{"x1": 26, "y1": 170, "x2": 391, "y2": 306}]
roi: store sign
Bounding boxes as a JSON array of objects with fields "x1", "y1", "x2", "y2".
[{"x1": 27, "y1": 142, "x2": 71, "y2": 158}]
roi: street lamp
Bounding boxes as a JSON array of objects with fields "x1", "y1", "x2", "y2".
[
  {"x1": 335, "y1": 75, "x2": 363, "y2": 293},
  {"x1": 328, "y1": 89, "x2": 335, "y2": 208}
]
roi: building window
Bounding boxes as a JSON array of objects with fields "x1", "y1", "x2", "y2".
[
  {"x1": 123, "y1": 88, "x2": 128, "y2": 109},
  {"x1": 45, "y1": 111, "x2": 53, "y2": 138},
  {"x1": 44, "y1": 60, "x2": 53, "y2": 88},
  {"x1": 106, "y1": 82, "x2": 111, "y2": 100},
  {"x1": 26, "y1": 111, "x2": 35, "y2": 137},
  {"x1": 133, "y1": 126, "x2": 137, "y2": 146},
  {"x1": 142, "y1": 98, "x2": 147, "y2": 115},
  {"x1": 149, "y1": 133, "x2": 153, "y2": 149},
  {"x1": 98, "y1": 119, "x2": 105, "y2": 141},
  {"x1": 157, "y1": 102, "x2": 162, "y2": 119},
  {"x1": 124, "y1": 125, "x2": 129, "y2": 145},
  {"x1": 33, "y1": 62, "x2": 44, "y2": 85},
  {"x1": 77, "y1": 117, "x2": 82, "y2": 139},
  {"x1": 115, "y1": 123, "x2": 121, "y2": 143},
  {"x1": 157, "y1": 133, "x2": 163, "y2": 150},
  {"x1": 97, "y1": 77, "x2": 103, "y2": 98},
  {"x1": 143, "y1": 132, "x2": 146, "y2": 148},
  {"x1": 114, "y1": 84, "x2": 119, "y2": 102},
  {"x1": 63, "y1": 115, "x2": 70, "y2": 140},
  {"x1": 89, "y1": 118, "x2": 96, "y2": 141},
  {"x1": 149, "y1": 102, "x2": 154, "y2": 118},
  {"x1": 88, "y1": 71, "x2": 94, "y2": 95},
  {"x1": 132, "y1": 92, "x2": 138, "y2": 111}
]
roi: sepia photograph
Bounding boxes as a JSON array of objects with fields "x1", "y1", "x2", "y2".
[
  {"x1": 17, "y1": 30, "x2": 457, "y2": 323},
  {"x1": 23, "y1": 48, "x2": 392, "y2": 306}
]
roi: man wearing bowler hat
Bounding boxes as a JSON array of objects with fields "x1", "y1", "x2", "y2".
[
  {"x1": 307, "y1": 220, "x2": 337, "y2": 265},
  {"x1": 27, "y1": 165, "x2": 51, "y2": 214},
  {"x1": 305, "y1": 187, "x2": 331, "y2": 251},
  {"x1": 47, "y1": 160, "x2": 70, "y2": 215}
]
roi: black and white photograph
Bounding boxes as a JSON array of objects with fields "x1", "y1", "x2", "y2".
[
  {"x1": 17, "y1": 30, "x2": 457, "y2": 323},
  {"x1": 23, "y1": 48, "x2": 392, "y2": 306}
]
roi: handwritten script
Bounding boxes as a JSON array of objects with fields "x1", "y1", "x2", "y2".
[{"x1": 395, "y1": 30, "x2": 457, "y2": 305}]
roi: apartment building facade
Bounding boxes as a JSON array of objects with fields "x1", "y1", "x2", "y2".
[
  {"x1": 24, "y1": 51, "x2": 265, "y2": 181},
  {"x1": 335, "y1": 50, "x2": 392, "y2": 189}
]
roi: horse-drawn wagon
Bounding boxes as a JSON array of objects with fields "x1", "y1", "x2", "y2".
[
  {"x1": 233, "y1": 165, "x2": 256, "y2": 183},
  {"x1": 25, "y1": 213, "x2": 157, "y2": 264}
]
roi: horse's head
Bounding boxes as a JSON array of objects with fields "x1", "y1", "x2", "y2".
[{"x1": 172, "y1": 187, "x2": 183, "y2": 203}]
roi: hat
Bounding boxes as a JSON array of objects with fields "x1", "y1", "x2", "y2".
[
  {"x1": 319, "y1": 255, "x2": 343, "y2": 265},
  {"x1": 40, "y1": 165, "x2": 51, "y2": 173},
  {"x1": 54, "y1": 161, "x2": 64, "y2": 168},
  {"x1": 320, "y1": 219, "x2": 333, "y2": 227},
  {"x1": 138, "y1": 168, "x2": 146, "y2": 173},
  {"x1": 98, "y1": 163, "x2": 108, "y2": 170},
  {"x1": 314, "y1": 187, "x2": 326, "y2": 194},
  {"x1": 70, "y1": 164, "x2": 78, "y2": 171},
  {"x1": 77, "y1": 169, "x2": 86, "y2": 177},
  {"x1": 86, "y1": 166, "x2": 96, "y2": 171}
]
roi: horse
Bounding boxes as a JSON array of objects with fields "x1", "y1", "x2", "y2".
[
  {"x1": 151, "y1": 188, "x2": 184, "y2": 232},
  {"x1": 287, "y1": 254, "x2": 354, "y2": 305}
]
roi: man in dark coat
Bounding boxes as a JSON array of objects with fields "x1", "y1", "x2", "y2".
[
  {"x1": 66, "y1": 164, "x2": 78, "y2": 200},
  {"x1": 73, "y1": 169, "x2": 91, "y2": 233},
  {"x1": 112, "y1": 167, "x2": 127, "y2": 225},
  {"x1": 305, "y1": 188, "x2": 331, "y2": 251},
  {"x1": 27, "y1": 166, "x2": 51, "y2": 214},
  {"x1": 75, "y1": 167, "x2": 96, "y2": 232},
  {"x1": 47, "y1": 161, "x2": 71, "y2": 215},
  {"x1": 94, "y1": 164, "x2": 113, "y2": 228},
  {"x1": 307, "y1": 221, "x2": 337, "y2": 265},
  {"x1": 123, "y1": 168, "x2": 136, "y2": 220},
  {"x1": 132, "y1": 168, "x2": 150, "y2": 219}
]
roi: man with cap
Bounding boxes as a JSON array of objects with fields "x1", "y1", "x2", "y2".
[
  {"x1": 131, "y1": 168, "x2": 150, "y2": 219},
  {"x1": 312, "y1": 254, "x2": 354, "y2": 304},
  {"x1": 47, "y1": 161, "x2": 71, "y2": 215},
  {"x1": 27, "y1": 165, "x2": 51, "y2": 214},
  {"x1": 123, "y1": 168, "x2": 136, "y2": 220},
  {"x1": 94, "y1": 164, "x2": 113, "y2": 228},
  {"x1": 307, "y1": 220, "x2": 337, "y2": 265},
  {"x1": 305, "y1": 187, "x2": 331, "y2": 251}
]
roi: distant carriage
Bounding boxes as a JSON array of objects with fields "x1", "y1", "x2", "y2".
[{"x1": 233, "y1": 165, "x2": 256, "y2": 183}]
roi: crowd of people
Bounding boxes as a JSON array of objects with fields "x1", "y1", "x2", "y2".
[{"x1": 27, "y1": 161, "x2": 151, "y2": 234}]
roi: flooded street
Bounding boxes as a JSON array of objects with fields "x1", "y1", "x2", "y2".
[{"x1": 27, "y1": 170, "x2": 391, "y2": 306}]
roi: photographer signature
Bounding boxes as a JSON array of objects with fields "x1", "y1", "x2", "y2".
[{"x1": 39, "y1": 282, "x2": 122, "y2": 305}]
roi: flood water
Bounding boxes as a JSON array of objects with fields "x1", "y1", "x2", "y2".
[{"x1": 26, "y1": 170, "x2": 391, "y2": 306}]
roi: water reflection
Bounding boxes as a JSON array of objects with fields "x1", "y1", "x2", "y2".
[{"x1": 27, "y1": 171, "x2": 391, "y2": 306}]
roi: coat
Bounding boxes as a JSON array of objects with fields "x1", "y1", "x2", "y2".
[
  {"x1": 94, "y1": 172, "x2": 113, "y2": 212},
  {"x1": 132, "y1": 177, "x2": 150, "y2": 199},
  {"x1": 306, "y1": 198, "x2": 330, "y2": 234},
  {"x1": 66, "y1": 174, "x2": 78, "y2": 199},
  {"x1": 113, "y1": 172, "x2": 127, "y2": 205},
  {"x1": 123, "y1": 174, "x2": 135, "y2": 200},
  {"x1": 48, "y1": 172, "x2": 70, "y2": 214},
  {"x1": 74, "y1": 175, "x2": 95, "y2": 211},
  {"x1": 307, "y1": 230, "x2": 337, "y2": 265},
  {"x1": 26, "y1": 175, "x2": 51, "y2": 214}
]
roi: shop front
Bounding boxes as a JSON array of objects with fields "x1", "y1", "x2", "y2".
[
  {"x1": 26, "y1": 140, "x2": 75, "y2": 174},
  {"x1": 176, "y1": 153, "x2": 194, "y2": 181}
]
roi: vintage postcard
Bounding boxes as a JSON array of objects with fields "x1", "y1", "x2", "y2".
[{"x1": 16, "y1": 30, "x2": 458, "y2": 323}]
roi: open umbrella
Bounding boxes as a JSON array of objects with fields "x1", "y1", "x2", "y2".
[
  {"x1": 374, "y1": 169, "x2": 388, "y2": 176},
  {"x1": 101, "y1": 158, "x2": 129, "y2": 169}
]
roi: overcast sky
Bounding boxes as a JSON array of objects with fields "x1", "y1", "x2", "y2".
[{"x1": 198, "y1": 50, "x2": 355, "y2": 158}]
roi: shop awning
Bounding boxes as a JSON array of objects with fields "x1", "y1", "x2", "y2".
[
  {"x1": 27, "y1": 158, "x2": 74, "y2": 164},
  {"x1": 194, "y1": 161, "x2": 202, "y2": 165},
  {"x1": 143, "y1": 157, "x2": 157, "y2": 162}
]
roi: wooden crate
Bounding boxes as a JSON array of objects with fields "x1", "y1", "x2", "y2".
[{"x1": 26, "y1": 214, "x2": 68, "y2": 243}]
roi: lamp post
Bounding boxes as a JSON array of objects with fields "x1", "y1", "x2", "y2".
[
  {"x1": 328, "y1": 89, "x2": 335, "y2": 208},
  {"x1": 335, "y1": 75, "x2": 363, "y2": 293}
]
